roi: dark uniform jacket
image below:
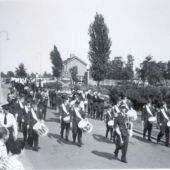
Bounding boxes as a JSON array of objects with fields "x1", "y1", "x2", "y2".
[
  {"x1": 105, "y1": 110, "x2": 114, "y2": 124},
  {"x1": 157, "y1": 108, "x2": 170, "y2": 125},
  {"x1": 114, "y1": 113, "x2": 129, "y2": 137},
  {"x1": 71, "y1": 106, "x2": 86, "y2": 126},
  {"x1": 59, "y1": 104, "x2": 70, "y2": 121},
  {"x1": 141, "y1": 105, "x2": 155, "y2": 122}
]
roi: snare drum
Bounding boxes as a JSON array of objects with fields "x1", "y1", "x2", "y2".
[
  {"x1": 107, "y1": 120, "x2": 114, "y2": 127},
  {"x1": 167, "y1": 120, "x2": 170, "y2": 127},
  {"x1": 148, "y1": 116, "x2": 156, "y2": 123},
  {"x1": 78, "y1": 119, "x2": 93, "y2": 133},
  {"x1": 33, "y1": 121, "x2": 49, "y2": 136},
  {"x1": 63, "y1": 116, "x2": 70, "y2": 123}
]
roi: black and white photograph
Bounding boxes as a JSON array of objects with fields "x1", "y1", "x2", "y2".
[{"x1": 0, "y1": 0, "x2": 170, "y2": 169}]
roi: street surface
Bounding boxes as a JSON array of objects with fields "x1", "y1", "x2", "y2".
[{"x1": 1, "y1": 86, "x2": 170, "y2": 169}]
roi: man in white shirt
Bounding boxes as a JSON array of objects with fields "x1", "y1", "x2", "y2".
[{"x1": 0, "y1": 103, "x2": 18, "y2": 152}]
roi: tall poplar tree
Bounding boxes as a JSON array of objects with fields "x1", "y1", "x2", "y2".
[
  {"x1": 88, "y1": 13, "x2": 112, "y2": 90},
  {"x1": 50, "y1": 45, "x2": 63, "y2": 80}
]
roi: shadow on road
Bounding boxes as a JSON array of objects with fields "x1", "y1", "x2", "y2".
[
  {"x1": 92, "y1": 150, "x2": 116, "y2": 160},
  {"x1": 46, "y1": 118, "x2": 60, "y2": 124},
  {"x1": 48, "y1": 132, "x2": 75, "y2": 146},
  {"x1": 92, "y1": 134, "x2": 113, "y2": 144},
  {"x1": 133, "y1": 134, "x2": 158, "y2": 146}
]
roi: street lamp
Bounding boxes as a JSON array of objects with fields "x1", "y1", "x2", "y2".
[{"x1": 0, "y1": 30, "x2": 9, "y2": 90}]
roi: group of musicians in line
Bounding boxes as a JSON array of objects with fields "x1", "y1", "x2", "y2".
[
  {"x1": 1, "y1": 78, "x2": 170, "y2": 165},
  {"x1": 0, "y1": 80, "x2": 48, "y2": 153}
]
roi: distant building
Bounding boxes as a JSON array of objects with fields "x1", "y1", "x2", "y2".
[{"x1": 61, "y1": 54, "x2": 87, "y2": 81}]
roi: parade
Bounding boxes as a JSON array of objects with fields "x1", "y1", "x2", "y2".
[
  {"x1": 1, "y1": 0, "x2": 170, "y2": 169},
  {"x1": 0, "y1": 75, "x2": 170, "y2": 169}
]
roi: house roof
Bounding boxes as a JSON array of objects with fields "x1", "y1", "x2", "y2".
[{"x1": 63, "y1": 56, "x2": 87, "y2": 66}]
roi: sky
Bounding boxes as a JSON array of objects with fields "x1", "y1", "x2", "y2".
[{"x1": 0, "y1": 0, "x2": 170, "y2": 74}]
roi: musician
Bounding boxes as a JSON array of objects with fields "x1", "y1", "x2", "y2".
[
  {"x1": 157, "y1": 101, "x2": 170, "y2": 147},
  {"x1": 111, "y1": 97, "x2": 121, "y2": 143},
  {"x1": 96, "y1": 92, "x2": 104, "y2": 120},
  {"x1": 104, "y1": 105, "x2": 114, "y2": 140},
  {"x1": 71, "y1": 94, "x2": 86, "y2": 147},
  {"x1": 27, "y1": 101, "x2": 41, "y2": 151},
  {"x1": 113, "y1": 104, "x2": 129, "y2": 163},
  {"x1": 21, "y1": 101, "x2": 31, "y2": 147},
  {"x1": 141, "y1": 98, "x2": 155, "y2": 141},
  {"x1": 60, "y1": 96, "x2": 71, "y2": 141},
  {"x1": 0, "y1": 103, "x2": 18, "y2": 152},
  {"x1": 93, "y1": 92, "x2": 99, "y2": 119},
  {"x1": 41, "y1": 89, "x2": 48, "y2": 120},
  {"x1": 87, "y1": 89, "x2": 93, "y2": 117}
]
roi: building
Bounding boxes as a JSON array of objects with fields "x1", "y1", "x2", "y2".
[{"x1": 61, "y1": 54, "x2": 87, "y2": 82}]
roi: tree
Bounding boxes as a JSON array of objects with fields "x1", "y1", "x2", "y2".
[
  {"x1": 125, "y1": 54, "x2": 134, "y2": 79},
  {"x1": 16, "y1": 63, "x2": 27, "y2": 77},
  {"x1": 136, "y1": 56, "x2": 163, "y2": 86},
  {"x1": 6, "y1": 71, "x2": 15, "y2": 78},
  {"x1": 69, "y1": 66, "x2": 79, "y2": 84},
  {"x1": 50, "y1": 45, "x2": 63, "y2": 80},
  {"x1": 1, "y1": 72, "x2": 6, "y2": 78},
  {"x1": 88, "y1": 13, "x2": 112, "y2": 90}
]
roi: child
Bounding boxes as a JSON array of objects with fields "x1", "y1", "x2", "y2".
[
  {"x1": 0, "y1": 127, "x2": 9, "y2": 169},
  {"x1": 2, "y1": 140, "x2": 25, "y2": 170}
]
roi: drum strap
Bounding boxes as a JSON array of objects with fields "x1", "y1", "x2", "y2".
[
  {"x1": 62, "y1": 104, "x2": 69, "y2": 115},
  {"x1": 161, "y1": 109, "x2": 169, "y2": 121},
  {"x1": 74, "y1": 108, "x2": 83, "y2": 120},
  {"x1": 31, "y1": 108, "x2": 39, "y2": 122},
  {"x1": 114, "y1": 105, "x2": 120, "y2": 113},
  {"x1": 146, "y1": 105, "x2": 153, "y2": 116},
  {"x1": 19, "y1": 100, "x2": 24, "y2": 109}
]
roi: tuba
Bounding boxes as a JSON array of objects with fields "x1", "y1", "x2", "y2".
[{"x1": 33, "y1": 121, "x2": 49, "y2": 137}]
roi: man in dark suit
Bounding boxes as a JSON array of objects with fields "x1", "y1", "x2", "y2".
[
  {"x1": 141, "y1": 98, "x2": 155, "y2": 141},
  {"x1": 113, "y1": 104, "x2": 129, "y2": 163},
  {"x1": 59, "y1": 96, "x2": 71, "y2": 141},
  {"x1": 157, "y1": 101, "x2": 170, "y2": 147}
]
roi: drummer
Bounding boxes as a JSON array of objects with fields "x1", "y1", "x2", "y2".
[
  {"x1": 71, "y1": 93, "x2": 86, "y2": 147},
  {"x1": 104, "y1": 105, "x2": 114, "y2": 140},
  {"x1": 141, "y1": 98, "x2": 155, "y2": 142},
  {"x1": 59, "y1": 95, "x2": 71, "y2": 141},
  {"x1": 157, "y1": 101, "x2": 170, "y2": 147}
]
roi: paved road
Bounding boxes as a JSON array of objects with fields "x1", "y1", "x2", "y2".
[
  {"x1": 1, "y1": 86, "x2": 170, "y2": 169},
  {"x1": 21, "y1": 108, "x2": 170, "y2": 169}
]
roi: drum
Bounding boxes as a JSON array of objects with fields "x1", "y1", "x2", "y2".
[
  {"x1": 33, "y1": 121, "x2": 49, "y2": 136},
  {"x1": 108, "y1": 120, "x2": 114, "y2": 127},
  {"x1": 148, "y1": 116, "x2": 156, "y2": 123},
  {"x1": 78, "y1": 119, "x2": 93, "y2": 133},
  {"x1": 63, "y1": 116, "x2": 70, "y2": 123},
  {"x1": 167, "y1": 120, "x2": 170, "y2": 127},
  {"x1": 126, "y1": 109, "x2": 137, "y2": 121}
]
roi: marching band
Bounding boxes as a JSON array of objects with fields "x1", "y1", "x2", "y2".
[{"x1": 0, "y1": 77, "x2": 170, "y2": 169}]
